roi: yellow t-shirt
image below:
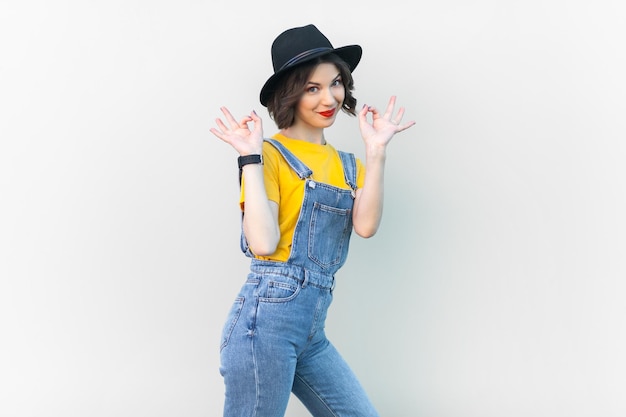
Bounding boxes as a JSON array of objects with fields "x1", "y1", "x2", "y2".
[{"x1": 240, "y1": 133, "x2": 365, "y2": 262}]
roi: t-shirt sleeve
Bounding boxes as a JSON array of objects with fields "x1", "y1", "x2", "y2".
[
  {"x1": 239, "y1": 142, "x2": 280, "y2": 211},
  {"x1": 355, "y1": 157, "x2": 366, "y2": 189}
]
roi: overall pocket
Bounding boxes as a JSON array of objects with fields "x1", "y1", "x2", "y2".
[
  {"x1": 257, "y1": 273, "x2": 301, "y2": 303},
  {"x1": 307, "y1": 202, "x2": 351, "y2": 268}
]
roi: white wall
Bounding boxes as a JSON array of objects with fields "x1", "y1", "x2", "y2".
[{"x1": 1, "y1": 1, "x2": 625, "y2": 416}]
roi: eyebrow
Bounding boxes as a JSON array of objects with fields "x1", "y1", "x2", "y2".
[{"x1": 306, "y1": 73, "x2": 342, "y2": 86}]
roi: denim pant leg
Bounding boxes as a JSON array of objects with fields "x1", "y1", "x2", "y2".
[
  {"x1": 292, "y1": 334, "x2": 380, "y2": 417},
  {"x1": 220, "y1": 273, "x2": 308, "y2": 417},
  {"x1": 221, "y1": 324, "x2": 296, "y2": 416}
]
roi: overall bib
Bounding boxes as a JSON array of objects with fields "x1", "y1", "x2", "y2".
[{"x1": 220, "y1": 139, "x2": 379, "y2": 417}]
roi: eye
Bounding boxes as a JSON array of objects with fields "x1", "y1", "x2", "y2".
[
  {"x1": 306, "y1": 86, "x2": 319, "y2": 93},
  {"x1": 332, "y1": 78, "x2": 343, "y2": 87}
]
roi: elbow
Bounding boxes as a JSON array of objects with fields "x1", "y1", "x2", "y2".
[
  {"x1": 247, "y1": 233, "x2": 280, "y2": 257},
  {"x1": 353, "y1": 224, "x2": 378, "y2": 239},
  {"x1": 250, "y1": 242, "x2": 278, "y2": 257},
  {"x1": 352, "y1": 204, "x2": 382, "y2": 239}
]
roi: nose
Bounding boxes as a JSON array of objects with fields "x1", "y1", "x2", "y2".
[{"x1": 320, "y1": 87, "x2": 337, "y2": 106}]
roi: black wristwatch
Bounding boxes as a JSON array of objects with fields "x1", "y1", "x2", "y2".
[{"x1": 238, "y1": 154, "x2": 263, "y2": 169}]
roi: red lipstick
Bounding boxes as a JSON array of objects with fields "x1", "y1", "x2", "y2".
[{"x1": 319, "y1": 109, "x2": 336, "y2": 118}]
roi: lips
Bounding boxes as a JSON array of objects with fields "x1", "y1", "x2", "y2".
[{"x1": 319, "y1": 109, "x2": 336, "y2": 118}]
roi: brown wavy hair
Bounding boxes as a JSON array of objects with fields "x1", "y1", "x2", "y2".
[{"x1": 266, "y1": 53, "x2": 357, "y2": 129}]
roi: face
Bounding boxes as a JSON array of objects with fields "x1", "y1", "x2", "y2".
[{"x1": 293, "y1": 62, "x2": 345, "y2": 130}]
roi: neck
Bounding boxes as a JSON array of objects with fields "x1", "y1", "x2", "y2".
[{"x1": 280, "y1": 126, "x2": 326, "y2": 145}]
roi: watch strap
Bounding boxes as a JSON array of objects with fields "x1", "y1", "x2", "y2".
[{"x1": 238, "y1": 154, "x2": 263, "y2": 169}]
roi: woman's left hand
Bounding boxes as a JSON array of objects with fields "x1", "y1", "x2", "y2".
[{"x1": 358, "y1": 96, "x2": 415, "y2": 151}]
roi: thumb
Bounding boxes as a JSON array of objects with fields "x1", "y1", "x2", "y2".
[
  {"x1": 357, "y1": 104, "x2": 369, "y2": 126},
  {"x1": 250, "y1": 110, "x2": 264, "y2": 134}
]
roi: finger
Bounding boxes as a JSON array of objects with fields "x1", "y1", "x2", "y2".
[
  {"x1": 395, "y1": 120, "x2": 416, "y2": 133},
  {"x1": 368, "y1": 105, "x2": 381, "y2": 120},
  {"x1": 249, "y1": 110, "x2": 261, "y2": 124},
  {"x1": 215, "y1": 117, "x2": 229, "y2": 132},
  {"x1": 238, "y1": 116, "x2": 252, "y2": 128},
  {"x1": 220, "y1": 106, "x2": 239, "y2": 127},
  {"x1": 209, "y1": 127, "x2": 227, "y2": 142},
  {"x1": 392, "y1": 107, "x2": 406, "y2": 124},
  {"x1": 382, "y1": 96, "x2": 397, "y2": 119}
]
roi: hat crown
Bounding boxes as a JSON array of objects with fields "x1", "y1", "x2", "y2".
[
  {"x1": 260, "y1": 24, "x2": 361, "y2": 106},
  {"x1": 271, "y1": 24, "x2": 334, "y2": 72}
]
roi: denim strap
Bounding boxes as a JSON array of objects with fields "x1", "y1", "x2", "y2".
[
  {"x1": 337, "y1": 150, "x2": 357, "y2": 191},
  {"x1": 265, "y1": 138, "x2": 357, "y2": 191},
  {"x1": 264, "y1": 138, "x2": 313, "y2": 179}
]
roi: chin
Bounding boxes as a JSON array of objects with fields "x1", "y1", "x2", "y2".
[{"x1": 319, "y1": 117, "x2": 337, "y2": 127}]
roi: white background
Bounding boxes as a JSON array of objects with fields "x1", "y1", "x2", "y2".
[{"x1": 1, "y1": 1, "x2": 625, "y2": 416}]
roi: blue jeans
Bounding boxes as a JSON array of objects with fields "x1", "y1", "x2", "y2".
[{"x1": 220, "y1": 261, "x2": 379, "y2": 417}]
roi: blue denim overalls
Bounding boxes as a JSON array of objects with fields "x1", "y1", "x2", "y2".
[{"x1": 220, "y1": 139, "x2": 379, "y2": 417}]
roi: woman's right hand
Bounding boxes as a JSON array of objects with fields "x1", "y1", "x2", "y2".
[{"x1": 210, "y1": 107, "x2": 264, "y2": 156}]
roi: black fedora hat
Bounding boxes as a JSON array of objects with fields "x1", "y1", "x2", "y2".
[{"x1": 259, "y1": 24, "x2": 362, "y2": 106}]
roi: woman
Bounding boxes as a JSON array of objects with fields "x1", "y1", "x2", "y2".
[{"x1": 210, "y1": 24, "x2": 415, "y2": 417}]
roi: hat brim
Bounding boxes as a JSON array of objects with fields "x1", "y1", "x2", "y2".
[{"x1": 259, "y1": 44, "x2": 362, "y2": 107}]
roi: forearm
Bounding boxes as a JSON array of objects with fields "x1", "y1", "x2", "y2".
[
  {"x1": 352, "y1": 147, "x2": 387, "y2": 238},
  {"x1": 241, "y1": 164, "x2": 280, "y2": 255}
]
